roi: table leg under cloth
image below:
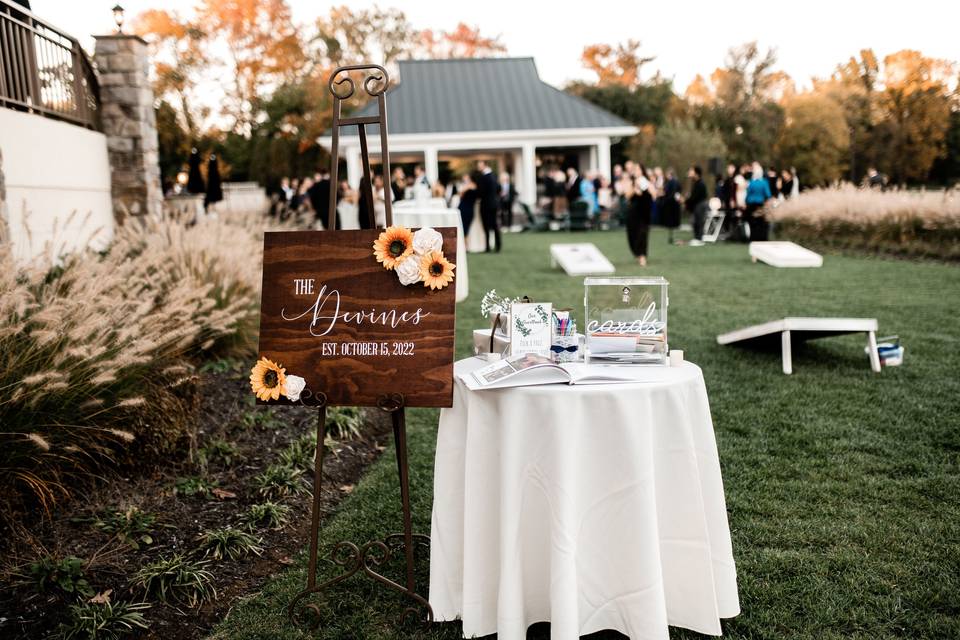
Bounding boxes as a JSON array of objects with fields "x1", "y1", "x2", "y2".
[{"x1": 429, "y1": 360, "x2": 739, "y2": 639}]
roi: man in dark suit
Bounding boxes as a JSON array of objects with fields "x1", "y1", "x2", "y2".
[
  {"x1": 307, "y1": 168, "x2": 340, "y2": 230},
  {"x1": 476, "y1": 160, "x2": 500, "y2": 252}
]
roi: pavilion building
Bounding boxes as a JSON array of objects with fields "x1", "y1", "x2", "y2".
[{"x1": 317, "y1": 57, "x2": 637, "y2": 206}]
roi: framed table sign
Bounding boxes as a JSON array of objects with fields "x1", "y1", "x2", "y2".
[
  {"x1": 257, "y1": 228, "x2": 458, "y2": 407},
  {"x1": 510, "y1": 302, "x2": 553, "y2": 357}
]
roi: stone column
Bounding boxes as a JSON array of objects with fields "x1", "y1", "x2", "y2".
[{"x1": 93, "y1": 34, "x2": 162, "y2": 220}]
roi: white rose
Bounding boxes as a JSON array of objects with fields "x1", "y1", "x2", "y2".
[
  {"x1": 396, "y1": 256, "x2": 422, "y2": 286},
  {"x1": 412, "y1": 227, "x2": 443, "y2": 255},
  {"x1": 284, "y1": 375, "x2": 306, "y2": 402}
]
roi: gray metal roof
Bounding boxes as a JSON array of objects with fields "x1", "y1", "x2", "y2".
[{"x1": 333, "y1": 58, "x2": 632, "y2": 137}]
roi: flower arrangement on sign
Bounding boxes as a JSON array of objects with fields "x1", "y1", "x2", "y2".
[
  {"x1": 250, "y1": 357, "x2": 307, "y2": 402},
  {"x1": 373, "y1": 225, "x2": 455, "y2": 290}
]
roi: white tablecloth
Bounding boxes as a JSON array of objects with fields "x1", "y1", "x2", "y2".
[
  {"x1": 394, "y1": 208, "x2": 469, "y2": 302},
  {"x1": 430, "y1": 358, "x2": 740, "y2": 639}
]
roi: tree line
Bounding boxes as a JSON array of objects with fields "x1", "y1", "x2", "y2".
[{"x1": 135, "y1": 2, "x2": 959, "y2": 190}]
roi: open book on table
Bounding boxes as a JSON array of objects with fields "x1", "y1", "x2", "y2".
[{"x1": 463, "y1": 353, "x2": 656, "y2": 390}]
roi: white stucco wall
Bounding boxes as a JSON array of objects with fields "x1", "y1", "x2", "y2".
[{"x1": 0, "y1": 109, "x2": 113, "y2": 263}]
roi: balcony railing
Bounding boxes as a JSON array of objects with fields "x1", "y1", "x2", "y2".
[{"x1": 0, "y1": 0, "x2": 101, "y2": 131}]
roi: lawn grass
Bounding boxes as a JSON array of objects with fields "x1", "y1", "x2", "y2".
[{"x1": 210, "y1": 228, "x2": 960, "y2": 639}]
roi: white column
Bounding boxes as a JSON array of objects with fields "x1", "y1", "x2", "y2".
[
  {"x1": 345, "y1": 146, "x2": 362, "y2": 189},
  {"x1": 588, "y1": 144, "x2": 599, "y2": 172},
  {"x1": 520, "y1": 143, "x2": 537, "y2": 206},
  {"x1": 424, "y1": 146, "x2": 439, "y2": 185},
  {"x1": 597, "y1": 137, "x2": 611, "y2": 181}
]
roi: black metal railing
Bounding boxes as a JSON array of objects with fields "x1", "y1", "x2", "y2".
[{"x1": 0, "y1": 0, "x2": 101, "y2": 130}]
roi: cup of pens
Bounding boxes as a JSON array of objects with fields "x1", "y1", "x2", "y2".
[{"x1": 551, "y1": 310, "x2": 579, "y2": 363}]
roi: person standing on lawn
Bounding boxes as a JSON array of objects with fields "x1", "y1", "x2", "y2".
[
  {"x1": 624, "y1": 173, "x2": 653, "y2": 266},
  {"x1": 498, "y1": 171, "x2": 517, "y2": 230},
  {"x1": 745, "y1": 163, "x2": 773, "y2": 241},
  {"x1": 662, "y1": 169, "x2": 682, "y2": 244},
  {"x1": 477, "y1": 160, "x2": 501, "y2": 252},
  {"x1": 686, "y1": 165, "x2": 709, "y2": 245}
]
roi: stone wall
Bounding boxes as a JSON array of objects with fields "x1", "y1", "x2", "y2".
[{"x1": 94, "y1": 35, "x2": 162, "y2": 219}]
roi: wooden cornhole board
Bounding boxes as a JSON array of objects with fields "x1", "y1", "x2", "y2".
[
  {"x1": 549, "y1": 243, "x2": 615, "y2": 276},
  {"x1": 717, "y1": 317, "x2": 881, "y2": 375},
  {"x1": 749, "y1": 241, "x2": 823, "y2": 267}
]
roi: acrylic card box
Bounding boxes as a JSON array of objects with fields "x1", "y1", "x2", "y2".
[{"x1": 583, "y1": 276, "x2": 669, "y2": 365}]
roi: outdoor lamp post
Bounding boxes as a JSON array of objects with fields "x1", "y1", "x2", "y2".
[{"x1": 112, "y1": 4, "x2": 125, "y2": 34}]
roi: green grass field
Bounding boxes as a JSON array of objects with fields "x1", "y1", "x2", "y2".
[{"x1": 211, "y1": 229, "x2": 960, "y2": 640}]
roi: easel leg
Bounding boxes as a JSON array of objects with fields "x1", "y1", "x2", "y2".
[
  {"x1": 306, "y1": 402, "x2": 328, "y2": 589},
  {"x1": 391, "y1": 407, "x2": 416, "y2": 593}
]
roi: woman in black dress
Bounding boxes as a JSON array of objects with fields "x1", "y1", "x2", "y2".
[{"x1": 624, "y1": 175, "x2": 653, "y2": 266}]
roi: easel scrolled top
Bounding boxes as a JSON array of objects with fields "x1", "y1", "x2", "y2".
[{"x1": 326, "y1": 64, "x2": 394, "y2": 231}]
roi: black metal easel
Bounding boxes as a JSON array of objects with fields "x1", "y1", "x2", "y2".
[{"x1": 286, "y1": 64, "x2": 433, "y2": 630}]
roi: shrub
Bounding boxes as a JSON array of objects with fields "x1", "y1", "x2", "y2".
[
  {"x1": 27, "y1": 555, "x2": 93, "y2": 598},
  {"x1": 86, "y1": 506, "x2": 156, "y2": 549},
  {"x1": 240, "y1": 408, "x2": 283, "y2": 430},
  {"x1": 769, "y1": 185, "x2": 960, "y2": 259},
  {"x1": 174, "y1": 476, "x2": 216, "y2": 498},
  {"x1": 198, "y1": 438, "x2": 239, "y2": 468},
  {"x1": 244, "y1": 501, "x2": 291, "y2": 530},
  {"x1": 58, "y1": 600, "x2": 150, "y2": 640},
  {"x1": 327, "y1": 407, "x2": 364, "y2": 440},
  {"x1": 0, "y1": 213, "x2": 265, "y2": 515},
  {"x1": 196, "y1": 527, "x2": 263, "y2": 560},
  {"x1": 278, "y1": 434, "x2": 316, "y2": 470},
  {"x1": 253, "y1": 463, "x2": 308, "y2": 500},
  {"x1": 133, "y1": 554, "x2": 216, "y2": 608}
]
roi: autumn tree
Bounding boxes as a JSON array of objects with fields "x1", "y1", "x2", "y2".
[
  {"x1": 686, "y1": 42, "x2": 788, "y2": 166},
  {"x1": 581, "y1": 39, "x2": 655, "y2": 87},
  {"x1": 776, "y1": 93, "x2": 850, "y2": 185},
  {"x1": 416, "y1": 23, "x2": 506, "y2": 59},
  {"x1": 312, "y1": 6, "x2": 414, "y2": 69},
  {"x1": 133, "y1": 9, "x2": 208, "y2": 140},
  {"x1": 197, "y1": 0, "x2": 304, "y2": 134},
  {"x1": 630, "y1": 119, "x2": 727, "y2": 177},
  {"x1": 873, "y1": 50, "x2": 954, "y2": 184}
]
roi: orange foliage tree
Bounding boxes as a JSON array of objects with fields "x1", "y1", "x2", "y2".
[
  {"x1": 581, "y1": 39, "x2": 655, "y2": 87},
  {"x1": 197, "y1": 0, "x2": 304, "y2": 133},
  {"x1": 417, "y1": 23, "x2": 506, "y2": 59}
]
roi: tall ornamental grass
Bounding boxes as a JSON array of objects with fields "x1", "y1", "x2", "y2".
[
  {"x1": 768, "y1": 185, "x2": 960, "y2": 260},
  {"x1": 0, "y1": 213, "x2": 263, "y2": 514}
]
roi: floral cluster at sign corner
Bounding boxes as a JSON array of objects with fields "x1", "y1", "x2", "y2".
[
  {"x1": 249, "y1": 357, "x2": 306, "y2": 402},
  {"x1": 373, "y1": 225, "x2": 456, "y2": 291}
]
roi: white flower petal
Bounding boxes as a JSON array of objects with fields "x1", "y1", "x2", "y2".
[
  {"x1": 396, "y1": 256, "x2": 422, "y2": 286},
  {"x1": 284, "y1": 375, "x2": 306, "y2": 402},
  {"x1": 412, "y1": 227, "x2": 443, "y2": 255}
]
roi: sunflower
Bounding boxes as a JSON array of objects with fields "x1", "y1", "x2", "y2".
[
  {"x1": 373, "y1": 226, "x2": 414, "y2": 270},
  {"x1": 419, "y1": 251, "x2": 456, "y2": 290},
  {"x1": 250, "y1": 357, "x2": 287, "y2": 401}
]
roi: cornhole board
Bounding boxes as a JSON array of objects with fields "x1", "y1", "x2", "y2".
[
  {"x1": 717, "y1": 317, "x2": 881, "y2": 375},
  {"x1": 749, "y1": 241, "x2": 823, "y2": 267},
  {"x1": 549, "y1": 243, "x2": 615, "y2": 275}
]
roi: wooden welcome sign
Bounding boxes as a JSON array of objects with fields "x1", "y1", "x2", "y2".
[{"x1": 257, "y1": 227, "x2": 457, "y2": 408}]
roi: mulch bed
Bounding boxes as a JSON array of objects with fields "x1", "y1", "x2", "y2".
[{"x1": 0, "y1": 368, "x2": 392, "y2": 639}]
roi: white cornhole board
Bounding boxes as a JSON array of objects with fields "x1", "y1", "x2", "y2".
[
  {"x1": 550, "y1": 243, "x2": 616, "y2": 275},
  {"x1": 749, "y1": 241, "x2": 823, "y2": 267},
  {"x1": 717, "y1": 317, "x2": 881, "y2": 375}
]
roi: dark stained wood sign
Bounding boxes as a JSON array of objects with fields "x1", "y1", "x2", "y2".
[{"x1": 257, "y1": 228, "x2": 457, "y2": 408}]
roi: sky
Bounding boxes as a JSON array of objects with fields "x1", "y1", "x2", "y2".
[{"x1": 33, "y1": 0, "x2": 960, "y2": 92}]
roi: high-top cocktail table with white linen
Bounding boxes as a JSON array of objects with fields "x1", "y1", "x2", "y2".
[{"x1": 430, "y1": 357, "x2": 739, "y2": 639}]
